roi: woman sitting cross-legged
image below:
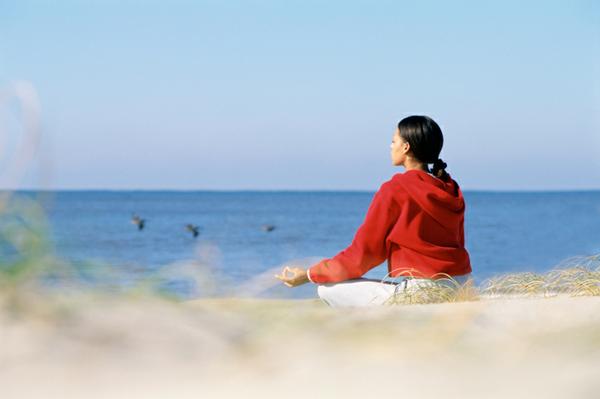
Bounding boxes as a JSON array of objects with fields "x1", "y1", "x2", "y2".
[{"x1": 275, "y1": 115, "x2": 473, "y2": 308}]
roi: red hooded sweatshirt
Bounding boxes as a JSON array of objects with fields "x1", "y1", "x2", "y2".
[{"x1": 307, "y1": 169, "x2": 472, "y2": 284}]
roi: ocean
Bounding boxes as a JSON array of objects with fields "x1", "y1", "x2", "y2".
[{"x1": 11, "y1": 190, "x2": 600, "y2": 299}]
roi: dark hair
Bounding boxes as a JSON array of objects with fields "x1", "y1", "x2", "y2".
[{"x1": 397, "y1": 115, "x2": 449, "y2": 180}]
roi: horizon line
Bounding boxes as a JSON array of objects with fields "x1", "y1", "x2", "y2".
[{"x1": 3, "y1": 187, "x2": 600, "y2": 194}]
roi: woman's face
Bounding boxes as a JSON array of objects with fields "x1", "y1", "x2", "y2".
[{"x1": 390, "y1": 128, "x2": 409, "y2": 166}]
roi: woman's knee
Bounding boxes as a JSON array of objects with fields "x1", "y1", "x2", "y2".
[
  {"x1": 316, "y1": 283, "x2": 336, "y2": 302},
  {"x1": 316, "y1": 280, "x2": 397, "y2": 307}
]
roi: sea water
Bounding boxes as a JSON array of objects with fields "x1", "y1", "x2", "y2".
[{"x1": 10, "y1": 190, "x2": 600, "y2": 299}]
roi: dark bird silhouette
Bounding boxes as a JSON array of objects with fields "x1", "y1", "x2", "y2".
[
  {"x1": 262, "y1": 224, "x2": 276, "y2": 232},
  {"x1": 131, "y1": 214, "x2": 145, "y2": 231},
  {"x1": 186, "y1": 224, "x2": 200, "y2": 238}
]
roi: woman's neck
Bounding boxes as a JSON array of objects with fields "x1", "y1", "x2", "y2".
[{"x1": 403, "y1": 159, "x2": 429, "y2": 172}]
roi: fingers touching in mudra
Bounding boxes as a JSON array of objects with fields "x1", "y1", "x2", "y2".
[{"x1": 274, "y1": 266, "x2": 310, "y2": 287}]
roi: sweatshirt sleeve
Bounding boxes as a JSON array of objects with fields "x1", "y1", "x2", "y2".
[{"x1": 307, "y1": 182, "x2": 400, "y2": 284}]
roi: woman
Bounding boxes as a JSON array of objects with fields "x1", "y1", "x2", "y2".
[{"x1": 275, "y1": 115, "x2": 472, "y2": 307}]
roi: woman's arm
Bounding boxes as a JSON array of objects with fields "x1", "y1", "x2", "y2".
[{"x1": 307, "y1": 181, "x2": 400, "y2": 284}]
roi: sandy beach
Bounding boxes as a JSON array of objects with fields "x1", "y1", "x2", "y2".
[{"x1": 2, "y1": 293, "x2": 599, "y2": 399}]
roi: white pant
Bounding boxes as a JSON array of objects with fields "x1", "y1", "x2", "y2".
[{"x1": 317, "y1": 274, "x2": 472, "y2": 308}]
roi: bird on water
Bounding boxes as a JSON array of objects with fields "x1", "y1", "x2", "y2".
[
  {"x1": 131, "y1": 214, "x2": 146, "y2": 231},
  {"x1": 262, "y1": 224, "x2": 276, "y2": 232},
  {"x1": 186, "y1": 224, "x2": 200, "y2": 238}
]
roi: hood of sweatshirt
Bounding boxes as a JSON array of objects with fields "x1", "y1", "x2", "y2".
[{"x1": 389, "y1": 169, "x2": 465, "y2": 224}]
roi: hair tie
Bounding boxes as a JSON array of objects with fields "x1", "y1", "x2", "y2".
[
  {"x1": 434, "y1": 159, "x2": 447, "y2": 170},
  {"x1": 432, "y1": 158, "x2": 448, "y2": 178}
]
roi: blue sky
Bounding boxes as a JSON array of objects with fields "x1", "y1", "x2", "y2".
[{"x1": 0, "y1": 0, "x2": 599, "y2": 190}]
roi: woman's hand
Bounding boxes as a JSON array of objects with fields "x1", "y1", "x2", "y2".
[{"x1": 274, "y1": 266, "x2": 310, "y2": 287}]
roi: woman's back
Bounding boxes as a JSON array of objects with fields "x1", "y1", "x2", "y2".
[{"x1": 386, "y1": 169, "x2": 471, "y2": 278}]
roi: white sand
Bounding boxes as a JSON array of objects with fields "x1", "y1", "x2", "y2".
[{"x1": 2, "y1": 294, "x2": 600, "y2": 399}]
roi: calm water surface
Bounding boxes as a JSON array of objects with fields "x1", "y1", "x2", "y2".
[{"x1": 15, "y1": 190, "x2": 600, "y2": 298}]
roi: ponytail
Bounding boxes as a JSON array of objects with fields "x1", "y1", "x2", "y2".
[{"x1": 431, "y1": 158, "x2": 449, "y2": 180}]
